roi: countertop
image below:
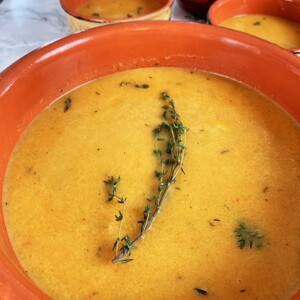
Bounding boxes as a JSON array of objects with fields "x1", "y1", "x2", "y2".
[{"x1": 0, "y1": 0, "x2": 202, "y2": 72}]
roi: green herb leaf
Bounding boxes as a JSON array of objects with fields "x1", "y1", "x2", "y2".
[
  {"x1": 162, "y1": 92, "x2": 170, "y2": 101},
  {"x1": 119, "y1": 258, "x2": 133, "y2": 264},
  {"x1": 112, "y1": 238, "x2": 120, "y2": 251},
  {"x1": 153, "y1": 149, "x2": 162, "y2": 158},
  {"x1": 64, "y1": 97, "x2": 72, "y2": 112},
  {"x1": 135, "y1": 84, "x2": 149, "y2": 89},
  {"x1": 195, "y1": 288, "x2": 208, "y2": 296},
  {"x1": 119, "y1": 81, "x2": 131, "y2": 86},
  {"x1": 104, "y1": 176, "x2": 121, "y2": 202},
  {"x1": 115, "y1": 211, "x2": 123, "y2": 222},
  {"x1": 234, "y1": 221, "x2": 264, "y2": 249}
]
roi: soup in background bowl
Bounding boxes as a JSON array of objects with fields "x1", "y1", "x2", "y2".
[
  {"x1": 0, "y1": 21, "x2": 300, "y2": 299},
  {"x1": 208, "y1": 0, "x2": 300, "y2": 51},
  {"x1": 60, "y1": 0, "x2": 174, "y2": 32}
]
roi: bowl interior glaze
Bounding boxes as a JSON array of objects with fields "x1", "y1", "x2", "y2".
[{"x1": 0, "y1": 21, "x2": 300, "y2": 299}]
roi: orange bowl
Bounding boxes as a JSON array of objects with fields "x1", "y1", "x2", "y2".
[
  {"x1": 208, "y1": 0, "x2": 300, "y2": 50},
  {"x1": 208, "y1": 0, "x2": 300, "y2": 24},
  {"x1": 0, "y1": 21, "x2": 300, "y2": 299},
  {"x1": 60, "y1": 0, "x2": 174, "y2": 32}
]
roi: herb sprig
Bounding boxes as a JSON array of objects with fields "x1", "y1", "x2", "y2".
[
  {"x1": 105, "y1": 92, "x2": 188, "y2": 263},
  {"x1": 234, "y1": 221, "x2": 264, "y2": 249},
  {"x1": 103, "y1": 177, "x2": 133, "y2": 263}
]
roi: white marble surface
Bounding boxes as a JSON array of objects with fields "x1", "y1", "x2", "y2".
[{"x1": 0, "y1": 0, "x2": 204, "y2": 72}]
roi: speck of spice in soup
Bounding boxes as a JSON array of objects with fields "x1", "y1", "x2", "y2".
[{"x1": 3, "y1": 67, "x2": 300, "y2": 299}]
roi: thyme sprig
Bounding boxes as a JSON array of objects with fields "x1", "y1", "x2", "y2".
[
  {"x1": 109, "y1": 92, "x2": 188, "y2": 263},
  {"x1": 104, "y1": 176, "x2": 132, "y2": 263}
]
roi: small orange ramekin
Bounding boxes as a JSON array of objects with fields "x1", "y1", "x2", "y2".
[
  {"x1": 60, "y1": 0, "x2": 174, "y2": 32},
  {"x1": 208, "y1": 0, "x2": 300, "y2": 55}
]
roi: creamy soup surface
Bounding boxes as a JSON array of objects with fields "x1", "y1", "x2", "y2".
[
  {"x1": 3, "y1": 68, "x2": 300, "y2": 300},
  {"x1": 219, "y1": 14, "x2": 300, "y2": 49},
  {"x1": 76, "y1": 0, "x2": 163, "y2": 19}
]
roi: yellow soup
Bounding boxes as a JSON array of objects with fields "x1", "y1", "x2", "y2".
[
  {"x1": 76, "y1": 0, "x2": 163, "y2": 19},
  {"x1": 3, "y1": 68, "x2": 300, "y2": 300},
  {"x1": 219, "y1": 14, "x2": 300, "y2": 49}
]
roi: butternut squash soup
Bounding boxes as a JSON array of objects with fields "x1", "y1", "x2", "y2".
[
  {"x1": 219, "y1": 14, "x2": 300, "y2": 49},
  {"x1": 3, "y1": 68, "x2": 300, "y2": 299},
  {"x1": 76, "y1": 0, "x2": 163, "y2": 19}
]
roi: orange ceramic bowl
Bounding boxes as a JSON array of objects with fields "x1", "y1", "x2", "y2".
[
  {"x1": 0, "y1": 21, "x2": 300, "y2": 299},
  {"x1": 208, "y1": 0, "x2": 300, "y2": 25},
  {"x1": 208, "y1": 0, "x2": 300, "y2": 51},
  {"x1": 60, "y1": 0, "x2": 174, "y2": 32}
]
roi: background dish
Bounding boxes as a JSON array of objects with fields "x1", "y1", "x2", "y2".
[
  {"x1": 60, "y1": 0, "x2": 174, "y2": 32},
  {"x1": 0, "y1": 21, "x2": 300, "y2": 299}
]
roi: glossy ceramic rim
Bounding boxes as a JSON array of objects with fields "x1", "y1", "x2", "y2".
[
  {"x1": 59, "y1": 0, "x2": 174, "y2": 23},
  {"x1": 0, "y1": 21, "x2": 300, "y2": 299}
]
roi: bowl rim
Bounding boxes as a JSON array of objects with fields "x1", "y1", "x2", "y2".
[
  {"x1": 2, "y1": 20, "x2": 299, "y2": 77},
  {"x1": 59, "y1": 0, "x2": 174, "y2": 23}
]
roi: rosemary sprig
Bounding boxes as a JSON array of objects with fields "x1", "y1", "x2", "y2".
[{"x1": 110, "y1": 92, "x2": 188, "y2": 263}]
